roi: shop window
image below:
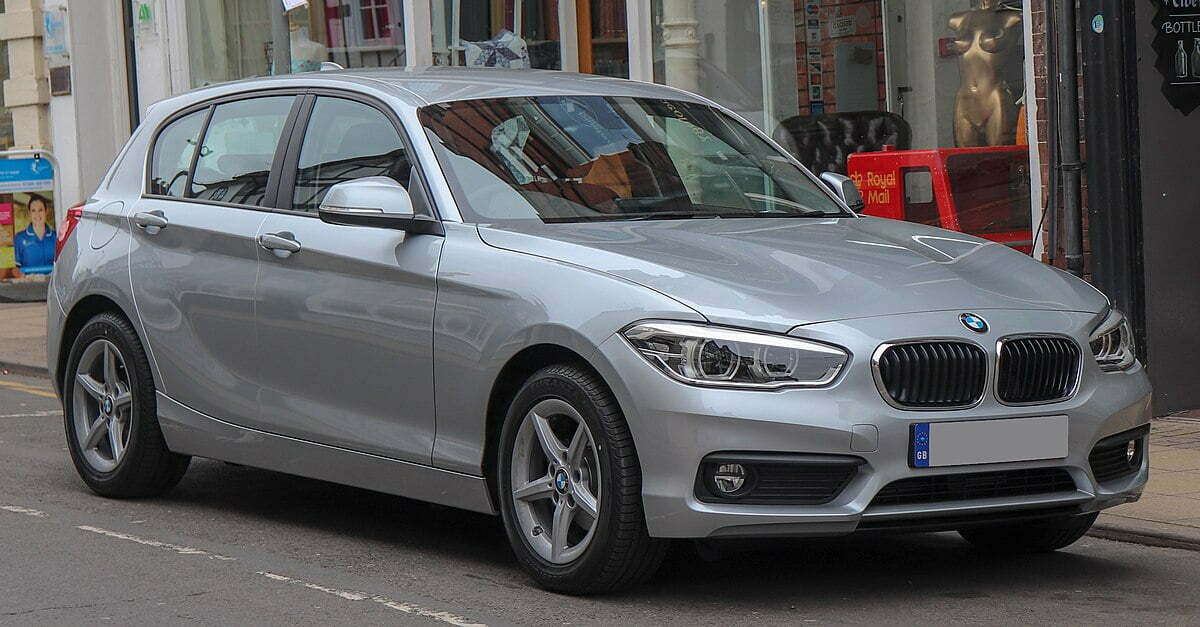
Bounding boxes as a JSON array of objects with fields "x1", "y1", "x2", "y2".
[
  {"x1": 292, "y1": 97, "x2": 411, "y2": 213},
  {"x1": 149, "y1": 109, "x2": 208, "y2": 197},
  {"x1": 431, "y1": 0, "x2": 562, "y2": 70},
  {"x1": 189, "y1": 96, "x2": 295, "y2": 205},
  {"x1": 583, "y1": 0, "x2": 628, "y2": 78},
  {"x1": 650, "y1": 0, "x2": 1035, "y2": 253},
  {"x1": 183, "y1": 0, "x2": 406, "y2": 88}
]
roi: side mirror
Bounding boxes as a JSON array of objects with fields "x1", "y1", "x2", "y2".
[
  {"x1": 318, "y1": 176, "x2": 443, "y2": 235},
  {"x1": 819, "y1": 172, "x2": 865, "y2": 212}
]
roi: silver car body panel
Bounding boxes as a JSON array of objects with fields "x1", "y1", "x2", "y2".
[
  {"x1": 476, "y1": 217, "x2": 1108, "y2": 333},
  {"x1": 48, "y1": 68, "x2": 1150, "y2": 538}
]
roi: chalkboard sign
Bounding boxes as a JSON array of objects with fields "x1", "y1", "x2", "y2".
[{"x1": 1151, "y1": 0, "x2": 1200, "y2": 114}]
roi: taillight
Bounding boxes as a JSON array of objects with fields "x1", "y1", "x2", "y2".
[{"x1": 55, "y1": 203, "x2": 85, "y2": 261}]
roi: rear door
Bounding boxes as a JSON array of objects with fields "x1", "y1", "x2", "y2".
[
  {"x1": 252, "y1": 93, "x2": 442, "y2": 464},
  {"x1": 128, "y1": 93, "x2": 300, "y2": 425}
]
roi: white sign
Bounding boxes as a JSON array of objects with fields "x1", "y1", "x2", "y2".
[
  {"x1": 42, "y1": 8, "x2": 69, "y2": 68},
  {"x1": 282, "y1": 0, "x2": 308, "y2": 10},
  {"x1": 830, "y1": 15, "x2": 856, "y2": 38}
]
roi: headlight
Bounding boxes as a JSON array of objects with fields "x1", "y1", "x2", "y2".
[
  {"x1": 622, "y1": 321, "x2": 848, "y2": 389},
  {"x1": 1090, "y1": 309, "x2": 1137, "y2": 372}
]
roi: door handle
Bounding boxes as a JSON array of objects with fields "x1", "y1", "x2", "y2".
[
  {"x1": 132, "y1": 211, "x2": 168, "y2": 234},
  {"x1": 258, "y1": 232, "x2": 301, "y2": 258}
]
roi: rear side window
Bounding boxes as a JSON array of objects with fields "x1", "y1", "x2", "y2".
[
  {"x1": 188, "y1": 96, "x2": 295, "y2": 205},
  {"x1": 291, "y1": 97, "x2": 410, "y2": 213},
  {"x1": 149, "y1": 109, "x2": 206, "y2": 197}
]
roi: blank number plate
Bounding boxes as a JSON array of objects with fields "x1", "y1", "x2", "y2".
[{"x1": 911, "y1": 416, "x2": 1068, "y2": 468}]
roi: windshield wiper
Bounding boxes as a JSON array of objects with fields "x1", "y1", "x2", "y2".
[
  {"x1": 710, "y1": 211, "x2": 841, "y2": 219},
  {"x1": 623, "y1": 211, "x2": 723, "y2": 221}
]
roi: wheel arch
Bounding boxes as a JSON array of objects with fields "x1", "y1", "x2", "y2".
[
  {"x1": 482, "y1": 343, "x2": 611, "y2": 504},
  {"x1": 57, "y1": 294, "x2": 142, "y2": 394}
]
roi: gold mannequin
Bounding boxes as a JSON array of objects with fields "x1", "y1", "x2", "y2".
[{"x1": 948, "y1": 0, "x2": 1024, "y2": 147}]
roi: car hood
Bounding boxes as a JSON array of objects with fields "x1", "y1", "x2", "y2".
[{"x1": 476, "y1": 217, "x2": 1107, "y2": 332}]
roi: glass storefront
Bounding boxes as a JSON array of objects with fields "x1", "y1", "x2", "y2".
[
  {"x1": 431, "y1": 0, "x2": 562, "y2": 69},
  {"x1": 158, "y1": 0, "x2": 1035, "y2": 250},
  {"x1": 649, "y1": 0, "x2": 1033, "y2": 250},
  {"x1": 427, "y1": 0, "x2": 627, "y2": 76},
  {"x1": 184, "y1": 0, "x2": 407, "y2": 88}
]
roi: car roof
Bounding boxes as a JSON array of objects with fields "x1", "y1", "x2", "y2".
[{"x1": 149, "y1": 67, "x2": 712, "y2": 115}]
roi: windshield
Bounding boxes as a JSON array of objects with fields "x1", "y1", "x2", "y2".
[{"x1": 419, "y1": 96, "x2": 848, "y2": 224}]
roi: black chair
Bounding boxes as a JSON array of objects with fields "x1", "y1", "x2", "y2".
[{"x1": 772, "y1": 111, "x2": 912, "y2": 175}]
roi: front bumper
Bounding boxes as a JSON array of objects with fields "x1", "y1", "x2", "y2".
[{"x1": 594, "y1": 309, "x2": 1151, "y2": 539}]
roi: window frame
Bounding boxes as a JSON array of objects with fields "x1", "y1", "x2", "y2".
[
  {"x1": 143, "y1": 87, "x2": 307, "y2": 212},
  {"x1": 275, "y1": 88, "x2": 442, "y2": 221},
  {"x1": 145, "y1": 107, "x2": 210, "y2": 199},
  {"x1": 141, "y1": 86, "x2": 441, "y2": 223}
]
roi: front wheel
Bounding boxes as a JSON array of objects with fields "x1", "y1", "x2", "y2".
[
  {"x1": 958, "y1": 511, "x2": 1099, "y2": 553},
  {"x1": 498, "y1": 363, "x2": 667, "y2": 594}
]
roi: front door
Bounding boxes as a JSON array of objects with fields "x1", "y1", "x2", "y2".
[
  {"x1": 253, "y1": 95, "x2": 441, "y2": 464},
  {"x1": 129, "y1": 95, "x2": 297, "y2": 425}
]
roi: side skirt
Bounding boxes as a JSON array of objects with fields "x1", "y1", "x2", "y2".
[{"x1": 156, "y1": 392, "x2": 497, "y2": 515}]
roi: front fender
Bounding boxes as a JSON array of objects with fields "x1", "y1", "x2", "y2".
[{"x1": 430, "y1": 223, "x2": 705, "y2": 475}]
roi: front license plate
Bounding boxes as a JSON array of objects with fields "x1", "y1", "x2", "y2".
[{"x1": 911, "y1": 416, "x2": 1068, "y2": 468}]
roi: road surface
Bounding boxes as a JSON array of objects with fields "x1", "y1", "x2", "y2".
[{"x1": 1, "y1": 373, "x2": 1197, "y2": 625}]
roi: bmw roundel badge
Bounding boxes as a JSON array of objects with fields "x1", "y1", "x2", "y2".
[{"x1": 960, "y1": 313, "x2": 989, "y2": 333}]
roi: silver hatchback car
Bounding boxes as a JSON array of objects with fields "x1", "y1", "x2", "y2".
[{"x1": 49, "y1": 68, "x2": 1150, "y2": 594}]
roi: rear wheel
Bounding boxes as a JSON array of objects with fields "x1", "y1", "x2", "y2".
[
  {"x1": 958, "y1": 512, "x2": 1099, "y2": 553},
  {"x1": 63, "y1": 312, "x2": 190, "y2": 498},
  {"x1": 498, "y1": 363, "x2": 667, "y2": 594}
]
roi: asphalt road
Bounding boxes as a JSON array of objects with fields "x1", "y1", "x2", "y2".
[{"x1": 2, "y1": 373, "x2": 1199, "y2": 626}]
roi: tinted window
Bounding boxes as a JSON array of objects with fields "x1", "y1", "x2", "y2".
[
  {"x1": 902, "y1": 167, "x2": 940, "y2": 227},
  {"x1": 292, "y1": 97, "x2": 410, "y2": 213},
  {"x1": 946, "y1": 153, "x2": 1032, "y2": 235},
  {"x1": 149, "y1": 109, "x2": 206, "y2": 197},
  {"x1": 189, "y1": 96, "x2": 294, "y2": 205}
]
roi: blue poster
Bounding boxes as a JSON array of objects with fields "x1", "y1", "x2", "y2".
[{"x1": 0, "y1": 158, "x2": 56, "y2": 276}]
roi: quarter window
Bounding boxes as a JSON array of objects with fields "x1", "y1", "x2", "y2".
[
  {"x1": 188, "y1": 96, "x2": 295, "y2": 206},
  {"x1": 291, "y1": 97, "x2": 411, "y2": 213},
  {"x1": 149, "y1": 109, "x2": 206, "y2": 197}
]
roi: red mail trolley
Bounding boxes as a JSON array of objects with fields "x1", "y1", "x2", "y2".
[{"x1": 846, "y1": 145, "x2": 1033, "y2": 253}]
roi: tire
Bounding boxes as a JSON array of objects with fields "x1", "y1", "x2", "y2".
[
  {"x1": 958, "y1": 511, "x2": 1099, "y2": 553},
  {"x1": 63, "y1": 312, "x2": 190, "y2": 498},
  {"x1": 497, "y1": 363, "x2": 668, "y2": 594}
]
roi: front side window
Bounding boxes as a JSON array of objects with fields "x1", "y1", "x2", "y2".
[
  {"x1": 149, "y1": 109, "x2": 207, "y2": 197},
  {"x1": 420, "y1": 96, "x2": 846, "y2": 225},
  {"x1": 189, "y1": 96, "x2": 295, "y2": 206},
  {"x1": 291, "y1": 97, "x2": 410, "y2": 213}
]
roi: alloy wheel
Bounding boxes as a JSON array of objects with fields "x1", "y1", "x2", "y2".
[
  {"x1": 509, "y1": 398, "x2": 602, "y2": 565},
  {"x1": 71, "y1": 339, "x2": 134, "y2": 473}
]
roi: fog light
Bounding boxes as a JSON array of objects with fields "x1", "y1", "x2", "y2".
[
  {"x1": 712, "y1": 463, "x2": 747, "y2": 495},
  {"x1": 1126, "y1": 440, "x2": 1138, "y2": 466}
]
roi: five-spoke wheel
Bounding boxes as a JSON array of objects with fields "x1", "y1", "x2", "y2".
[
  {"x1": 510, "y1": 398, "x2": 602, "y2": 564},
  {"x1": 498, "y1": 363, "x2": 667, "y2": 594},
  {"x1": 72, "y1": 339, "x2": 134, "y2": 473}
]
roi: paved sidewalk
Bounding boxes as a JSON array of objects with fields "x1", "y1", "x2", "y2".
[
  {"x1": 3, "y1": 300, "x2": 1199, "y2": 548},
  {"x1": 0, "y1": 301, "x2": 48, "y2": 376}
]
